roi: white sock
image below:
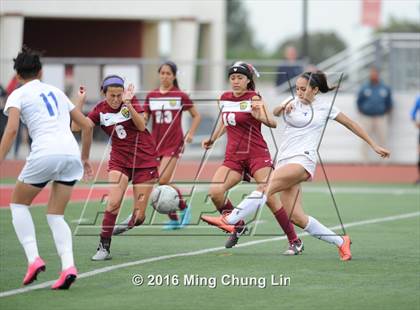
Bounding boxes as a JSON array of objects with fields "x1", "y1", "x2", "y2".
[
  {"x1": 10, "y1": 203, "x2": 39, "y2": 264},
  {"x1": 226, "y1": 191, "x2": 267, "y2": 224},
  {"x1": 304, "y1": 216, "x2": 343, "y2": 247},
  {"x1": 47, "y1": 214, "x2": 74, "y2": 270}
]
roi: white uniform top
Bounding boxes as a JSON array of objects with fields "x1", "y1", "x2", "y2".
[
  {"x1": 278, "y1": 96, "x2": 340, "y2": 162},
  {"x1": 4, "y1": 79, "x2": 80, "y2": 160}
]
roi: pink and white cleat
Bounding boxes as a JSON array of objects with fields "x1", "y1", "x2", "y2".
[
  {"x1": 51, "y1": 266, "x2": 78, "y2": 290},
  {"x1": 23, "y1": 257, "x2": 46, "y2": 285}
]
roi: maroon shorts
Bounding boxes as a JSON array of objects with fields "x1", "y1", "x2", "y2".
[
  {"x1": 223, "y1": 157, "x2": 273, "y2": 182},
  {"x1": 157, "y1": 144, "x2": 184, "y2": 159},
  {"x1": 108, "y1": 163, "x2": 159, "y2": 184}
]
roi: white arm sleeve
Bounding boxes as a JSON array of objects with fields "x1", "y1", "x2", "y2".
[
  {"x1": 3, "y1": 90, "x2": 22, "y2": 116},
  {"x1": 328, "y1": 105, "x2": 340, "y2": 120}
]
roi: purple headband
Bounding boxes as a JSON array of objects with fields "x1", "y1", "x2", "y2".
[{"x1": 102, "y1": 76, "x2": 124, "y2": 89}]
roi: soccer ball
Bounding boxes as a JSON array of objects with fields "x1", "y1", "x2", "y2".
[{"x1": 150, "y1": 185, "x2": 180, "y2": 214}]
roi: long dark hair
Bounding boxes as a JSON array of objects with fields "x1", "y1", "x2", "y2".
[
  {"x1": 158, "y1": 61, "x2": 179, "y2": 89},
  {"x1": 13, "y1": 46, "x2": 42, "y2": 79},
  {"x1": 300, "y1": 71, "x2": 336, "y2": 93}
]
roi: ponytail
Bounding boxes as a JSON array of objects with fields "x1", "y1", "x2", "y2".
[{"x1": 301, "y1": 71, "x2": 336, "y2": 93}]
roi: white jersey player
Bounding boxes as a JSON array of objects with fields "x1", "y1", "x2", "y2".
[
  {"x1": 201, "y1": 71, "x2": 391, "y2": 261},
  {"x1": 0, "y1": 47, "x2": 93, "y2": 289}
]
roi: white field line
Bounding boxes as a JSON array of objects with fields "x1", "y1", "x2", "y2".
[{"x1": 0, "y1": 211, "x2": 419, "y2": 298}]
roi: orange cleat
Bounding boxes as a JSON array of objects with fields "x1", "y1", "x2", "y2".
[
  {"x1": 338, "y1": 235, "x2": 352, "y2": 261},
  {"x1": 201, "y1": 214, "x2": 235, "y2": 233}
]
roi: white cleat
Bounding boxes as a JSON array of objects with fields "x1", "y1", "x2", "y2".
[
  {"x1": 283, "y1": 239, "x2": 304, "y2": 256},
  {"x1": 91, "y1": 243, "x2": 112, "y2": 261},
  {"x1": 113, "y1": 215, "x2": 132, "y2": 236}
]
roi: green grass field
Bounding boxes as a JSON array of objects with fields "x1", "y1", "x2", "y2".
[{"x1": 0, "y1": 182, "x2": 419, "y2": 310}]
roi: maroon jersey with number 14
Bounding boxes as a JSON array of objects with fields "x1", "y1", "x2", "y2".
[{"x1": 219, "y1": 91, "x2": 270, "y2": 161}]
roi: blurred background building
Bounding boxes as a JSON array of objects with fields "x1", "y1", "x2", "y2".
[{"x1": 1, "y1": 0, "x2": 419, "y2": 165}]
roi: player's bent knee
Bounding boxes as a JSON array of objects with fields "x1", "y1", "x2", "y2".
[
  {"x1": 209, "y1": 186, "x2": 224, "y2": 201},
  {"x1": 291, "y1": 213, "x2": 306, "y2": 228}
]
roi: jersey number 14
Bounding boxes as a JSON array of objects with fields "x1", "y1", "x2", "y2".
[{"x1": 222, "y1": 112, "x2": 236, "y2": 126}]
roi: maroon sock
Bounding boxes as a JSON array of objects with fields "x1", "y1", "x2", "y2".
[
  {"x1": 274, "y1": 208, "x2": 298, "y2": 243},
  {"x1": 168, "y1": 211, "x2": 178, "y2": 221},
  {"x1": 173, "y1": 186, "x2": 187, "y2": 210},
  {"x1": 218, "y1": 199, "x2": 234, "y2": 214},
  {"x1": 100, "y1": 211, "x2": 118, "y2": 239}
]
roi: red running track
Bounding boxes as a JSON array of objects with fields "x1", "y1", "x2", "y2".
[{"x1": 0, "y1": 160, "x2": 417, "y2": 208}]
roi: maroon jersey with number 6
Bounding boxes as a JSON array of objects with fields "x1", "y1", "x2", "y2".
[{"x1": 87, "y1": 97, "x2": 158, "y2": 169}]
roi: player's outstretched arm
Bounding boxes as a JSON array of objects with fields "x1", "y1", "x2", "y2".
[
  {"x1": 251, "y1": 96, "x2": 277, "y2": 128},
  {"x1": 70, "y1": 108, "x2": 94, "y2": 180},
  {"x1": 0, "y1": 107, "x2": 20, "y2": 162},
  {"x1": 335, "y1": 112, "x2": 391, "y2": 159},
  {"x1": 185, "y1": 105, "x2": 201, "y2": 143}
]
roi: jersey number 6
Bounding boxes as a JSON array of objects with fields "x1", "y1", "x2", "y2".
[{"x1": 115, "y1": 124, "x2": 127, "y2": 139}]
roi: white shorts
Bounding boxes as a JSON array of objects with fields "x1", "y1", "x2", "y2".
[
  {"x1": 18, "y1": 155, "x2": 83, "y2": 185},
  {"x1": 276, "y1": 155, "x2": 316, "y2": 180}
]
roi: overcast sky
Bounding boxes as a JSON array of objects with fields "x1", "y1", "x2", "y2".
[{"x1": 243, "y1": 0, "x2": 420, "y2": 53}]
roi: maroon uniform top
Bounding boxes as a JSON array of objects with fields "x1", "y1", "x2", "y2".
[
  {"x1": 143, "y1": 87, "x2": 193, "y2": 157},
  {"x1": 88, "y1": 97, "x2": 158, "y2": 168},
  {"x1": 219, "y1": 91, "x2": 271, "y2": 161}
]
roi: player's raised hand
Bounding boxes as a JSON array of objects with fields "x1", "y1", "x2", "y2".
[
  {"x1": 123, "y1": 83, "x2": 135, "y2": 102},
  {"x1": 78, "y1": 85, "x2": 87, "y2": 101},
  {"x1": 75, "y1": 85, "x2": 87, "y2": 108}
]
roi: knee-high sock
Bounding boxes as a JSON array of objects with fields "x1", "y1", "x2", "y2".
[
  {"x1": 226, "y1": 191, "x2": 267, "y2": 224},
  {"x1": 10, "y1": 203, "x2": 39, "y2": 264},
  {"x1": 304, "y1": 216, "x2": 343, "y2": 247},
  {"x1": 101, "y1": 211, "x2": 118, "y2": 239},
  {"x1": 273, "y1": 208, "x2": 298, "y2": 243},
  {"x1": 47, "y1": 214, "x2": 74, "y2": 270}
]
